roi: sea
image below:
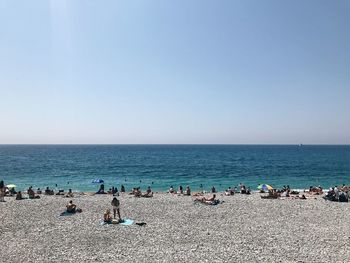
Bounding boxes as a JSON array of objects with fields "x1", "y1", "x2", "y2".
[{"x1": 0, "y1": 145, "x2": 349, "y2": 192}]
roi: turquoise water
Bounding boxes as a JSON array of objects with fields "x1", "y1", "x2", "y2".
[{"x1": 0, "y1": 145, "x2": 349, "y2": 192}]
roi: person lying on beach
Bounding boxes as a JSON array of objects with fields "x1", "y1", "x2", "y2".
[
  {"x1": 28, "y1": 187, "x2": 40, "y2": 199},
  {"x1": 309, "y1": 186, "x2": 323, "y2": 195},
  {"x1": 196, "y1": 194, "x2": 216, "y2": 203},
  {"x1": 16, "y1": 191, "x2": 24, "y2": 200},
  {"x1": 280, "y1": 190, "x2": 290, "y2": 198},
  {"x1": 195, "y1": 194, "x2": 219, "y2": 205},
  {"x1": 111, "y1": 197, "x2": 121, "y2": 220},
  {"x1": 104, "y1": 209, "x2": 113, "y2": 223},
  {"x1": 261, "y1": 189, "x2": 279, "y2": 199}
]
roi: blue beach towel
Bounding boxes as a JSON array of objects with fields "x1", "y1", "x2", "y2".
[
  {"x1": 99, "y1": 218, "x2": 134, "y2": 226},
  {"x1": 120, "y1": 219, "x2": 134, "y2": 226}
]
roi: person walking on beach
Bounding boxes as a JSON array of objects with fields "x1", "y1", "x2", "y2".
[{"x1": 111, "y1": 197, "x2": 121, "y2": 220}]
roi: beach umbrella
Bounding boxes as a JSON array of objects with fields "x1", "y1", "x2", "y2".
[
  {"x1": 257, "y1": 184, "x2": 273, "y2": 191},
  {"x1": 92, "y1": 179, "x2": 104, "y2": 184},
  {"x1": 6, "y1": 184, "x2": 17, "y2": 188}
]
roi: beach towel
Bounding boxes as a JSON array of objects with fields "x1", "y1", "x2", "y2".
[
  {"x1": 120, "y1": 219, "x2": 134, "y2": 225},
  {"x1": 99, "y1": 218, "x2": 134, "y2": 226}
]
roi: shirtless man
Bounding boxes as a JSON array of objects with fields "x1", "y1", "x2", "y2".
[{"x1": 66, "y1": 200, "x2": 77, "y2": 213}]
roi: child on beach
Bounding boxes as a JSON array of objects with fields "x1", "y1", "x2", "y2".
[{"x1": 104, "y1": 209, "x2": 113, "y2": 223}]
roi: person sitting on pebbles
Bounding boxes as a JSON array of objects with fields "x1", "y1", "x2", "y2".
[
  {"x1": 28, "y1": 187, "x2": 40, "y2": 199},
  {"x1": 129, "y1": 187, "x2": 141, "y2": 197},
  {"x1": 104, "y1": 209, "x2": 113, "y2": 223},
  {"x1": 66, "y1": 200, "x2": 82, "y2": 213},
  {"x1": 225, "y1": 187, "x2": 234, "y2": 196},
  {"x1": 168, "y1": 185, "x2": 175, "y2": 194},
  {"x1": 16, "y1": 191, "x2": 24, "y2": 200},
  {"x1": 184, "y1": 186, "x2": 191, "y2": 196},
  {"x1": 65, "y1": 189, "x2": 74, "y2": 198},
  {"x1": 141, "y1": 186, "x2": 153, "y2": 197}
]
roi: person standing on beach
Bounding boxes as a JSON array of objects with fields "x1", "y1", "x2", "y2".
[
  {"x1": 0, "y1": 180, "x2": 5, "y2": 202},
  {"x1": 111, "y1": 197, "x2": 121, "y2": 220}
]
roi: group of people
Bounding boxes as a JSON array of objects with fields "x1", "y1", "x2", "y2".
[
  {"x1": 64, "y1": 196, "x2": 122, "y2": 224},
  {"x1": 0, "y1": 181, "x2": 18, "y2": 200},
  {"x1": 96, "y1": 185, "x2": 126, "y2": 195},
  {"x1": 129, "y1": 186, "x2": 153, "y2": 197},
  {"x1": 103, "y1": 197, "x2": 122, "y2": 223},
  {"x1": 168, "y1": 185, "x2": 191, "y2": 195},
  {"x1": 308, "y1": 186, "x2": 323, "y2": 195},
  {"x1": 324, "y1": 185, "x2": 349, "y2": 202},
  {"x1": 195, "y1": 194, "x2": 219, "y2": 205},
  {"x1": 166, "y1": 184, "x2": 255, "y2": 197}
]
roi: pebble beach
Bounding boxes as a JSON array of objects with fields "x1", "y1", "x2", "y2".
[{"x1": 1, "y1": 192, "x2": 350, "y2": 263}]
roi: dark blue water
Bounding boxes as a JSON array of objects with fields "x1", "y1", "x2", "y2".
[{"x1": 0, "y1": 145, "x2": 349, "y2": 192}]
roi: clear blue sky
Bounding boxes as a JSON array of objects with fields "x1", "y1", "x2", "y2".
[{"x1": 0, "y1": 0, "x2": 349, "y2": 144}]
